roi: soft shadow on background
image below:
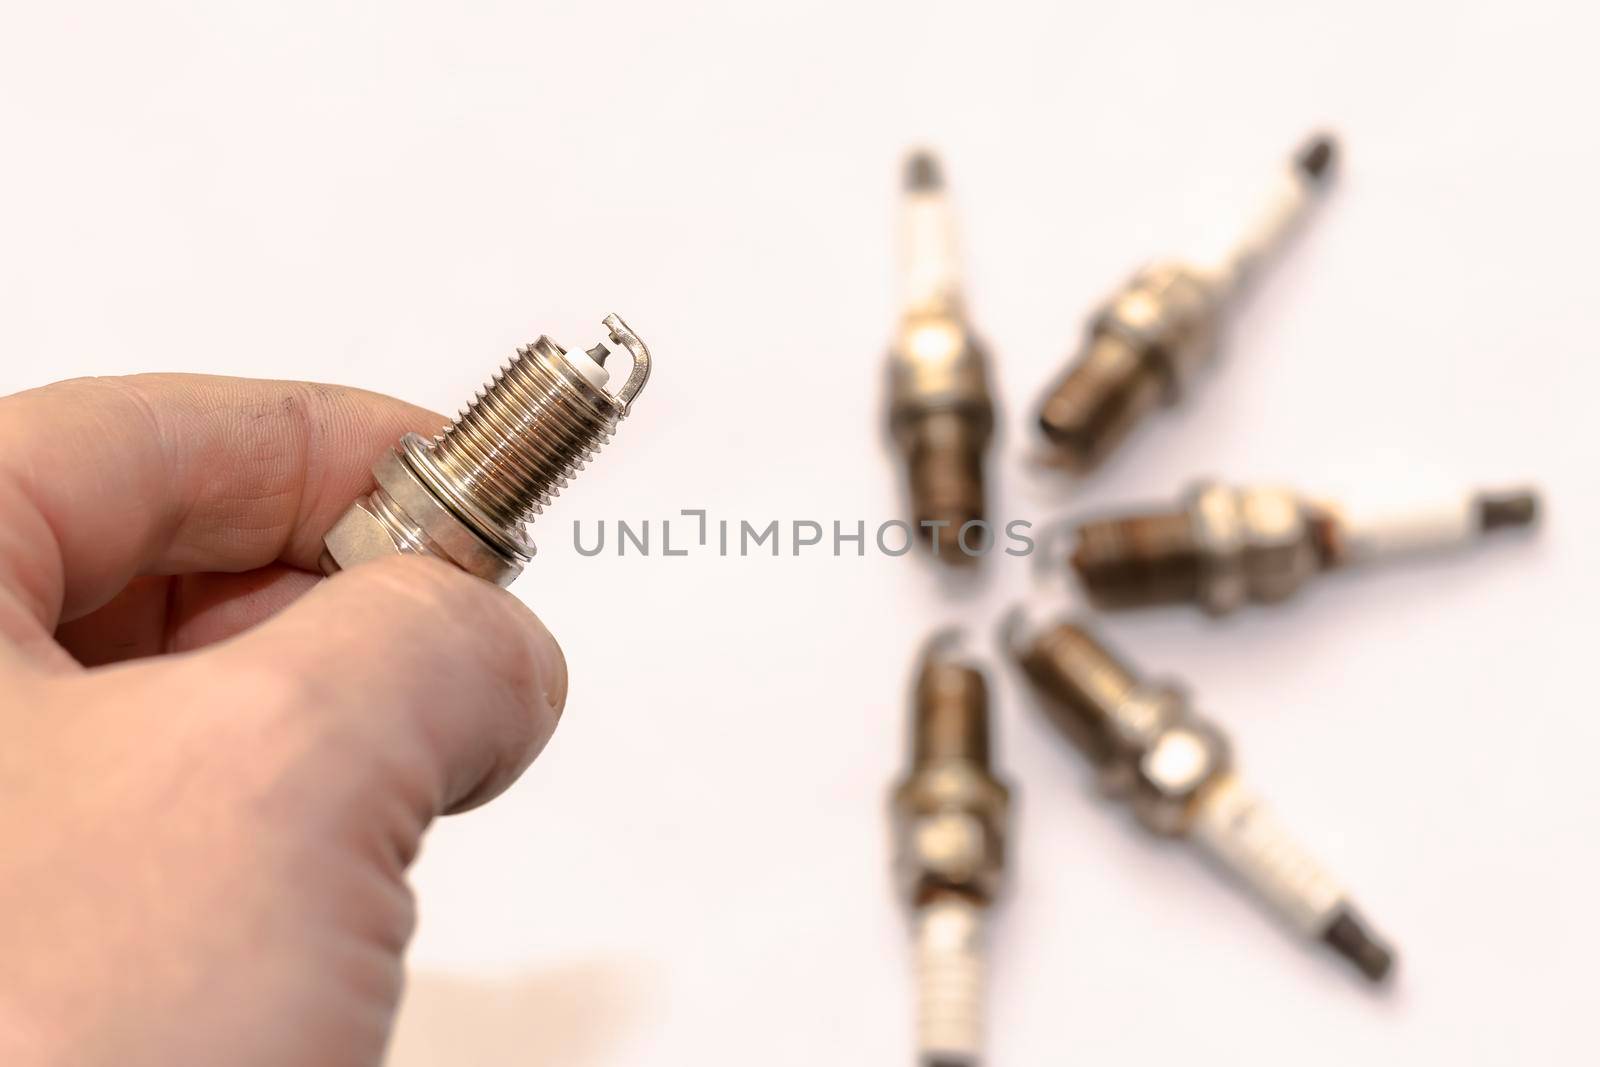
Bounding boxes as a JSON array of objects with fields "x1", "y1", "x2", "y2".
[{"x1": 388, "y1": 961, "x2": 663, "y2": 1067}]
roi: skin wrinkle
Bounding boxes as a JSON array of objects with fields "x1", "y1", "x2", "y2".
[
  {"x1": 0, "y1": 470, "x2": 69, "y2": 636},
  {"x1": 161, "y1": 575, "x2": 183, "y2": 656},
  {"x1": 282, "y1": 385, "x2": 335, "y2": 557},
  {"x1": 348, "y1": 768, "x2": 434, "y2": 886},
  {"x1": 94, "y1": 376, "x2": 185, "y2": 601},
  {"x1": 279, "y1": 388, "x2": 320, "y2": 563},
  {"x1": 307, "y1": 815, "x2": 421, "y2": 956},
  {"x1": 195, "y1": 387, "x2": 316, "y2": 558},
  {"x1": 138, "y1": 382, "x2": 298, "y2": 576}
]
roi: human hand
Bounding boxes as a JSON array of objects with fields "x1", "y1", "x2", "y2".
[{"x1": 0, "y1": 375, "x2": 567, "y2": 1065}]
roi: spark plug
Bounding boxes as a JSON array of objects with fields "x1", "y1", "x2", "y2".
[
  {"x1": 1035, "y1": 134, "x2": 1337, "y2": 472},
  {"x1": 320, "y1": 314, "x2": 652, "y2": 585},
  {"x1": 1067, "y1": 480, "x2": 1540, "y2": 614},
  {"x1": 1003, "y1": 613, "x2": 1394, "y2": 983},
  {"x1": 886, "y1": 151, "x2": 996, "y2": 563},
  {"x1": 889, "y1": 633, "x2": 1013, "y2": 1066}
]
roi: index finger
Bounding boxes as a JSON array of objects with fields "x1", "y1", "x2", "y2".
[{"x1": 0, "y1": 374, "x2": 443, "y2": 630}]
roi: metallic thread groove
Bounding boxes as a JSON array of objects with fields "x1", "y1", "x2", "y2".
[{"x1": 425, "y1": 342, "x2": 619, "y2": 532}]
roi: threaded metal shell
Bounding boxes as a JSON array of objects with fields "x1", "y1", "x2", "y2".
[
  {"x1": 912, "y1": 656, "x2": 992, "y2": 770},
  {"x1": 903, "y1": 409, "x2": 987, "y2": 557},
  {"x1": 1037, "y1": 334, "x2": 1166, "y2": 473},
  {"x1": 1071, "y1": 511, "x2": 1204, "y2": 608},
  {"x1": 1017, "y1": 621, "x2": 1141, "y2": 767},
  {"x1": 406, "y1": 338, "x2": 624, "y2": 557}
]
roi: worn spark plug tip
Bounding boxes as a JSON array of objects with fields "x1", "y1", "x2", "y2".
[
  {"x1": 905, "y1": 150, "x2": 945, "y2": 191},
  {"x1": 1321, "y1": 908, "x2": 1396, "y2": 984},
  {"x1": 1477, "y1": 489, "x2": 1540, "y2": 532},
  {"x1": 1295, "y1": 134, "x2": 1338, "y2": 184}
]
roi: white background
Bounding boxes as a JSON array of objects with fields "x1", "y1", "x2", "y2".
[{"x1": 2, "y1": 2, "x2": 1596, "y2": 1064}]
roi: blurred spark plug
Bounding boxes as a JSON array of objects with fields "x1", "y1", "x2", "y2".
[
  {"x1": 1003, "y1": 614, "x2": 1394, "y2": 983},
  {"x1": 1035, "y1": 134, "x2": 1337, "y2": 472},
  {"x1": 887, "y1": 151, "x2": 996, "y2": 563},
  {"x1": 889, "y1": 633, "x2": 1013, "y2": 1066},
  {"x1": 1067, "y1": 480, "x2": 1541, "y2": 614}
]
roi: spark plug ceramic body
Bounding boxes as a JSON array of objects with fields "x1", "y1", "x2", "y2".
[
  {"x1": 886, "y1": 151, "x2": 996, "y2": 563},
  {"x1": 1004, "y1": 615, "x2": 1394, "y2": 983},
  {"x1": 889, "y1": 635, "x2": 1012, "y2": 1066},
  {"x1": 1036, "y1": 135, "x2": 1336, "y2": 473},
  {"x1": 320, "y1": 314, "x2": 652, "y2": 586},
  {"x1": 1068, "y1": 480, "x2": 1540, "y2": 614}
]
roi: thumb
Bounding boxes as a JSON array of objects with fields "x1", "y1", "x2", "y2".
[{"x1": 214, "y1": 554, "x2": 567, "y2": 816}]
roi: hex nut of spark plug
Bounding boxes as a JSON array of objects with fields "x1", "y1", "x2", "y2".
[
  {"x1": 321, "y1": 496, "x2": 406, "y2": 571},
  {"x1": 893, "y1": 764, "x2": 1009, "y2": 904},
  {"x1": 1132, "y1": 721, "x2": 1232, "y2": 836},
  {"x1": 1189, "y1": 482, "x2": 1320, "y2": 614},
  {"x1": 321, "y1": 448, "x2": 521, "y2": 586},
  {"x1": 1093, "y1": 263, "x2": 1223, "y2": 392}
]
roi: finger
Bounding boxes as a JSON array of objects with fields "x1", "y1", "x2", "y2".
[
  {"x1": 0, "y1": 587, "x2": 79, "y2": 674},
  {"x1": 210, "y1": 555, "x2": 567, "y2": 817},
  {"x1": 55, "y1": 566, "x2": 321, "y2": 667},
  {"x1": 0, "y1": 374, "x2": 443, "y2": 632}
]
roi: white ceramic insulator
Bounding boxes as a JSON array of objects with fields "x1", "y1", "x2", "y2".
[
  {"x1": 902, "y1": 192, "x2": 963, "y2": 317},
  {"x1": 1207, "y1": 166, "x2": 1314, "y2": 302},
  {"x1": 1190, "y1": 775, "x2": 1345, "y2": 938},
  {"x1": 561, "y1": 338, "x2": 614, "y2": 392},
  {"x1": 914, "y1": 896, "x2": 985, "y2": 1065},
  {"x1": 1330, "y1": 493, "x2": 1478, "y2": 566}
]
